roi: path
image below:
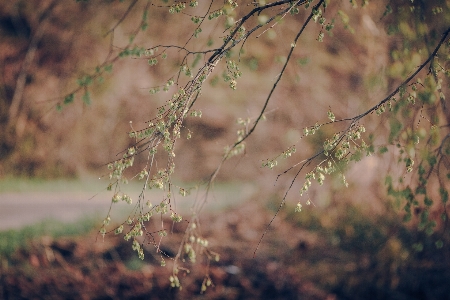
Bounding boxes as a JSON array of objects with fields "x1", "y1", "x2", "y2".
[{"x1": 0, "y1": 182, "x2": 256, "y2": 230}]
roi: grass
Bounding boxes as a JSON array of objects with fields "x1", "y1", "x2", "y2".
[
  {"x1": 0, "y1": 216, "x2": 98, "y2": 259},
  {"x1": 0, "y1": 177, "x2": 117, "y2": 259}
]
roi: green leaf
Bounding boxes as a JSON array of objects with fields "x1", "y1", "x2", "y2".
[
  {"x1": 415, "y1": 186, "x2": 426, "y2": 195},
  {"x1": 427, "y1": 155, "x2": 437, "y2": 167},
  {"x1": 297, "y1": 57, "x2": 310, "y2": 65},
  {"x1": 440, "y1": 188, "x2": 448, "y2": 204},
  {"x1": 424, "y1": 197, "x2": 433, "y2": 206},
  {"x1": 389, "y1": 119, "x2": 402, "y2": 143},
  {"x1": 412, "y1": 243, "x2": 423, "y2": 252},
  {"x1": 119, "y1": 49, "x2": 130, "y2": 57},
  {"x1": 383, "y1": 5, "x2": 393, "y2": 17},
  {"x1": 82, "y1": 91, "x2": 91, "y2": 105},
  {"x1": 420, "y1": 210, "x2": 429, "y2": 224},
  {"x1": 379, "y1": 146, "x2": 388, "y2": 154},
  {"x1": 77, "y1": 76, "x2": 92, "y2": 87},
  {"x1": 104, "y1": 64, "x2": 113, "y2": 73},
  {"x1": 192, "y1": 53, "x2": 201, "y2": 68},
  {"x1": 64, "y1": 94, "x2": 74, "y2": 104},
  {"x1": 142, "y1": 9, "x2": 148, "y2": 21}
]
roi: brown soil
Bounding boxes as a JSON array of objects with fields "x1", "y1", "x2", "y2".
[
  {"x1": 2, "y1": 200, "x2": 450, "y2": 300},
  {"x1": 0, "y1": 201, "x2": 332, "y2": 300}
]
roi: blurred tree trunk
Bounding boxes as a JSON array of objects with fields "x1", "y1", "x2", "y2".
[{"x1": 7, "y1": 0, "x2": 58, "y2": 137}]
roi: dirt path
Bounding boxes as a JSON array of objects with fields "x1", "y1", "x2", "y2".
[
  {"x1": 0, "y1": 182, "x2": 257, "y2": 230},
  {"x1": 0, "y1": 192, "x2": 111, "y2": 230}
]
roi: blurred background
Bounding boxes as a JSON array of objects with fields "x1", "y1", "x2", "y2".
[{"x1": 1, "y1": 0, "x2": 449, "y2": 299}]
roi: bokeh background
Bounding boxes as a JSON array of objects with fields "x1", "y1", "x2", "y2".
[{"x1": 1, "y1": 0, "x2": 449, "y2": 299}]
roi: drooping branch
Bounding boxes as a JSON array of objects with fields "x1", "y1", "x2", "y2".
[
  {"x1": 287, "y1": 25, "x2": 449, "y2": 200},
  {"x1": 252, "y1": 25, "x2": 450, "y2": 257},
  {"x1": 232, "y1": 0, "x2": 325, "y2": 149},
  {"x1": 204, "y1": 0, "x2": 325, "y2": 189}
]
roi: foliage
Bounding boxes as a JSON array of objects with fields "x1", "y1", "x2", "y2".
[{"x1": 285, "y1": 199, "x2": 450, "y2": 299}]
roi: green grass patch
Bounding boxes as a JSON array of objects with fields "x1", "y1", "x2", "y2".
[{"x1": 0, "y1": 216, "x2": 98, "y2": 259}]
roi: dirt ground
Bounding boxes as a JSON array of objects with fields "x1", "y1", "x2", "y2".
[{"x1": 2, "y1": 198, "x2": 450, "y2": 300}]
